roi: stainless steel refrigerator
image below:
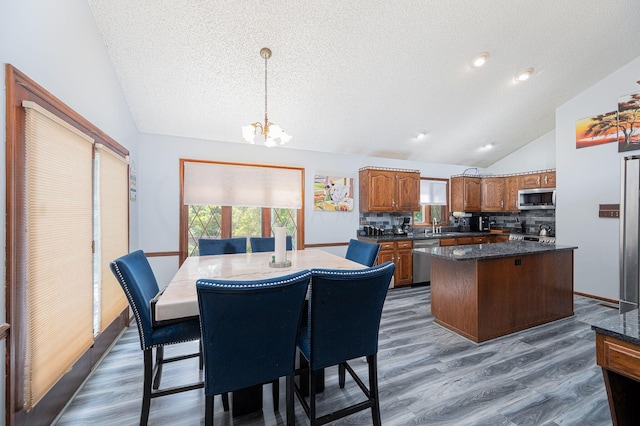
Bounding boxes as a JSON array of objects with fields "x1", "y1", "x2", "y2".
[{"x1": 620, "y1": 155, "x2": 640, "y2": 313}]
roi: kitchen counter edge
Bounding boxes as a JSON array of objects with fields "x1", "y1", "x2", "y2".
[{"x1": 413, "y1": 241, "x2": 577, "y2": 261}]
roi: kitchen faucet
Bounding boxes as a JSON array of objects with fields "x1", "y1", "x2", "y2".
[{"x1": 432, "y1": 218, "x2": 437, "y2": 234}]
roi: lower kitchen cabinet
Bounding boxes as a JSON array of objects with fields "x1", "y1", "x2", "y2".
[{"x1": 378, "y1": 240, "x2": 413, "y2": 287}]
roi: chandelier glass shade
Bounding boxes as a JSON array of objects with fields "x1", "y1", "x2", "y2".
[{"x1": 242, "y1": 47, "x2": 292, "y2": 147}]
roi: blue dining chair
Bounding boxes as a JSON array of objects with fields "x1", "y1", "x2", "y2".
[
  {"x1": 294, "y1": 261, "x2": 396, "y2": 426},
  {"x1": 345, "y1": 238, "x2": 380, "y2": 266},
  {"x1": 196, "y1": 270, "x2": 312, "y2": 426},
  {"x1": 249, "y1": 236, "x2": 293, "y2": 252},
  {"x1": 198, "y1": 237, "x2": 247, "y2": 255},
  {"x1": 110, "y1": 250, "x2": 204, "y2": 425}
]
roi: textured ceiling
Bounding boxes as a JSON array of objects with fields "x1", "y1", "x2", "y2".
[{"x1": 88, "y1": 0, "x2": 640, "y2": 167}]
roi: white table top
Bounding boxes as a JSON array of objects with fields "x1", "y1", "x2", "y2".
[{"x1": 154, "y1": 249, "x2": 365, "y2": 322}]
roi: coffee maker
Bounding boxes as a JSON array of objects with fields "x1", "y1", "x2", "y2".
[{"x1": 402, "y1": 216, "x2": 412, "y2": 233}]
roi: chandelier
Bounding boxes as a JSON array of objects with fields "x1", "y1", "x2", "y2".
[{"x1": 242, "y1": 47, "x2": 292, "y2": 147}]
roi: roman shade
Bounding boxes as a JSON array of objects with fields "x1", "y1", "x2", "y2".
[{"x1": 183, "y1": 161, "x2": 303, "y2": 209}]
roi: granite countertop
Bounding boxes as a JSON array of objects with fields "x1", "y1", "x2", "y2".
[
  {"x1": 591, "y1": 309, "x2": 640, "y2": 346},
  {"x1": 358, "y1": 231, "x2": 498, "y2": 242},
  {"x1": 413, "y1": 241, "x2": 577, "y2": 261}
]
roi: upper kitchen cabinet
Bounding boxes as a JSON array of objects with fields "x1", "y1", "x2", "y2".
[
  {"x1": 359, "y1": 167, "x2": 420, "y2": 212},
  {"x1": 480, "y1": 177, "x2": 504, "y2": 211},
  {"x1": 451, "y1": 176, "x2": 481, "y2": 212},
  {"x1": 503, "y1": 176, "x2": 520, "y2": 212},
  {"x1": 520, "y1": 171, "x2": 556, "y2": 189}
]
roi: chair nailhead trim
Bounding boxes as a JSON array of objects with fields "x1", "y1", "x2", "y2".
[
  {"x1": 196, "y1": 270, "x2": 312, "y2": 288},
  {"x1": 112, "y1": 261, "x2": 198, "y2": 350}
]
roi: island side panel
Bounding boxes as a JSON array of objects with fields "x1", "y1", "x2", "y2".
[
  {"x1": 430, "y1": 257, "x2": 479, "y2": 342},
  {"x1": 476, "y1": 251, "x2": 574, "y2": 342}
]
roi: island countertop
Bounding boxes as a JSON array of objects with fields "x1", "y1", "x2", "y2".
[
  {"x1": 591, "y1": 309, "x2": 640, "y2": 346},
  {"x1": 414, "y1": 241, "x2": 577, "y2": 261}
]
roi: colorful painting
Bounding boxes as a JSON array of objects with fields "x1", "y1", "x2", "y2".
[
  {"x1": 314, "y1": 175, "x2": 353, "y2": 211},
  {"x1": 575, "y1": 111, "x2": 618, "y2": 149},
  {"x1": 618, "y1": 92, "x2": 640, "y2": 152}
]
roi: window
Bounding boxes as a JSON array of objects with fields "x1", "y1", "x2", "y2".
[
  {"x1": 180, "y1": 160, "x2": 304, "y2": 261},
  {"x1": 6, "y1": 65, "x2": 130, "y2": 423},
  {"x1": 414, "y1": 178, "x2": 450, "y2": 226}
]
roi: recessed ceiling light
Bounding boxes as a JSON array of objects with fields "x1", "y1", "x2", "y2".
[
  {"x1": 471, "y1": 52, "x2": 489, "y2": 68},
  {"x1": 515, "y1": 68, "x2": 534, "y2": 82},
  {"x1": 415, "y1": 131, "x2": 429, "y2": 140},
  {"x1": 479, "y1": 143, "x2": 494, "y2": 151}
]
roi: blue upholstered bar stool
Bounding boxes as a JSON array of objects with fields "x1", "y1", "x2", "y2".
[
  {"x1": 345, "y1": 238, "x2": 380, "y2": 266},
  {"x1": 249, "y1": 235, "x2": 293, "y2": 252},
  {"x1": 196, "y1": 271, "x2": 312, "y2": 426},
  {"x1": 110, "y1": 250, "x2": 204, "y2": 425},
  {"x1": 198, "y1": 237, "x2": 247, "y2": 255},
  {"x1": 294, "y1": 262, "x2": 396, "y2": 426}
]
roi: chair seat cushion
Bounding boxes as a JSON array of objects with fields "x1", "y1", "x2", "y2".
[{"x1": 149, "y1": 316, "x2": 201, "y2": 348}]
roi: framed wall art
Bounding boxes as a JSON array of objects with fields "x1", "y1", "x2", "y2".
[{"x1": 314, "y1": 175, "x2": 353, "y2": 211}]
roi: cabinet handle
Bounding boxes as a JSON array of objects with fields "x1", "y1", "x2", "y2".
[
  {"x1": 537, "y1": 176, "x2": 540, "y2": 185},
  {"x1": 501, "y1": 200, "x2": 504, "y2": 208},
  {"x1": 544, "y1": 175, "x2": 548, "y2": 184}
]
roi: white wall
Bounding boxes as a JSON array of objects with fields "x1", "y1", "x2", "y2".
[
  {"x1": 556, "y1": 55, "x2": 640, "y2": 300},
  {"x1": 1, "y1": 1, "x2": 139, "y2": 418},
  {"x1": 486, "y1": 130, "x2": 556, "y2": 175},
  {"x1": 137, "y1": 133, "x2": 470, "y2": 284}
]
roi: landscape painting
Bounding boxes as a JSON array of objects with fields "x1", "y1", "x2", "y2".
[
  {"x1": 618, "y1": 92, "x2": 640, "y2": 152},
  {"x1": 314, "y1": 175, "x2": 353, "y2": 211},
  {"x1": 575, "y1": 111, "x2": 618, "y2": 149}
]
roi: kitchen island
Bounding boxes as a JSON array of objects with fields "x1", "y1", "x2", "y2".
[
  {"x1": 591, "y1": 310, "x2": 640, "y2": 425},
  {"x1": 415, "y1": 241, "x2": 577, "y2": 343}
]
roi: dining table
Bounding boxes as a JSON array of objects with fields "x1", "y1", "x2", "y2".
[{"x1": 153, "y1": 249, "x2": 366, "y2": 416}]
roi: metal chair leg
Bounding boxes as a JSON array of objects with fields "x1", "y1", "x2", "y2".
[
  {"x1": 286, "y1": 375, "x2": 295, "y2": 426},
  {"x1": 222, "y1": 392, "x2": 229, "y2": 411},
  {"x1": 368, "y1": 355, "x2": 382, "y2": 426},
  {"x1": 338, "y1": 363, "x2": 346, "y2": 388},
  {"x1": 310, "y1": 368, "x2": 318, "y2": 426},
  {"x1": 152, "y1": 346, "x2": 164, "y2": 390},
  {"x1": 273, "y1": 378, "x2": 280, "y2": 411},
  {"x1": 205, "y1": 395, "x2": 214, "y2": 426},
  {"x1": 141, "y1": 349, "x2": 153, "y2": 426}
]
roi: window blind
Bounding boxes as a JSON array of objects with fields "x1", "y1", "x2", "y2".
[
  {"x1": 420, "y1": 180, "x2": 448, "y2": 205},
  {"x1": 23, "y1": 101, "x2": 94, "y2": 410},
  {"x1": 95, "y1": 144, "x2": 129, "y2": 333},
  {"x1": 183, "y1": 161, "x2": 303, "y2": 208}
]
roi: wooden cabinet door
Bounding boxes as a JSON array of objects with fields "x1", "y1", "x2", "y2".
[
  {"x1": 395, "y1": 171, "x2": 420, "y2": 212},
  {"x1": 450, "y1": 177, "x2": 464, "y2": 212},
  {"x1": 481, "y1": 178, "x2": 504, "y2": 212},
  {"x1": 377, "y1": 247, "x2": 394, "y2": 266},
  {"x1": 451, "y1": 177, "x2": 481, "y2": 212},
  {"x1": 456, "y1": 237, "x2": 474, "y2": 245},
  {"x1": 541, "y1": 172, "x2": 556, "y2": 188},
  {"x1": 495, "y1": 235, "x2": 510, "y2": 243},
  {"x1": 395, "y1": 248, "x2": 414, "y2": 286},
  {"x1": 359, "y1": 169, "x2": 394, "y2": 212},
  {"x1": 463, "y1": 178, "x2": 482, "y2": 211},
  {"x1": 503, "y1": 176, "x2": 520, "y2": 212},
  {"x1": 520, "y1": 173, "x2": 541, "y2": 189}
]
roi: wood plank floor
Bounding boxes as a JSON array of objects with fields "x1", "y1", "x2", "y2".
[{"x1": 55, "y1": 286, "x2": 618, "y2": 425}]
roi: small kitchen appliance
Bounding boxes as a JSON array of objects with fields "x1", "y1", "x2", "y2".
[{"x1": 393, "y1": 217, "x2": 406, "y2": 235}]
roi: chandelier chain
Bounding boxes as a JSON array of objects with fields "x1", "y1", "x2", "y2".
[{"x1": 264, "y1": 50, "x2": 268, "y2": 124}]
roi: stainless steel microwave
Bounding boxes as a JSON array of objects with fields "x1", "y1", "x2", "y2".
[{"x1": 517, "y1": 188, "x2": 556, "y2": 210}]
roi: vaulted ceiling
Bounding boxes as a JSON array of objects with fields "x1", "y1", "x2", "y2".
[{"x1": 88, "y1": 0, "x2": 640, "y2": 167}]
